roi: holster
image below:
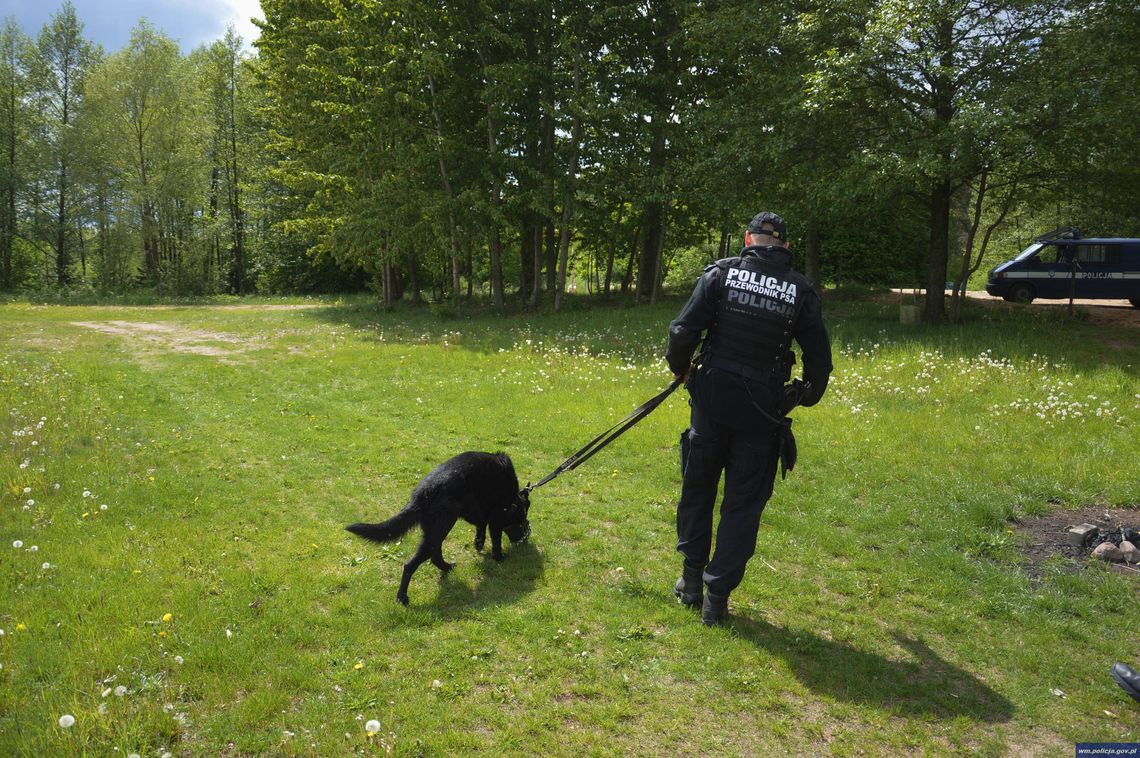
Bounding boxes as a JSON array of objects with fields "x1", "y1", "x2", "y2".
[{"x1": 679, "y1": 428, "x2": 691, "y2": 476}]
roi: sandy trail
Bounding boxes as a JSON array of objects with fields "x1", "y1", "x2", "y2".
[{"x1": 71, "y1": 320, "x2": 259, "y2": 357}]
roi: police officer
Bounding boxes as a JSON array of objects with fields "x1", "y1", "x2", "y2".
[{"x1": 666, "y1": 211, "x2": 832, "y2": 625}]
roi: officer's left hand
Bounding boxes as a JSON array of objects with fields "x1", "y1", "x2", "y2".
[{"x1": 779, "y1": 379, "x2": 805, "y2": 415}]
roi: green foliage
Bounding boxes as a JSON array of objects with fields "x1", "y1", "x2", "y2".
[{"x1": 1, "y1": 0, "x2": 1137, "y2": 304}]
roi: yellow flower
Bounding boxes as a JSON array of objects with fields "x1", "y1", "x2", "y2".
[
  {"x1": 162, "y1": 613, "x2": 173, "y2": 623},
  {"x1": 158, "y1": 630, "x2": 167, "y2": 638},
  {"x1": 15, "y1": 622, "x2": 26, "y2": 631},
  {"x1": 354, "y1": 661, "x2": 363, "y2": 670}
]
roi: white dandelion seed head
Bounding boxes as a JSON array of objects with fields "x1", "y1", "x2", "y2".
[
  {"x1": 114, "y1": 685, "x2": 127, "y2": 697},
  {"x1": 58, "y1": 714, "x2": 75, "y2": 728},
  {"x1": 12, "y1": 540, "x2": 23, "y2": 549},
  {"x1": 29, "y1": 545, "x2": 37, "y2": 552},
  {"x1": 42, "y1": 562, "x2": 51, "y2": 570},
  {"x1": 174, "y1": 655, "x2": 184, "y2": 665},
  {"x1": 100, "y1": 504, "x2": 107, "y2": 511},
  {"x1": 365, "y1": 719, "x2": 381, "y2": 734}
]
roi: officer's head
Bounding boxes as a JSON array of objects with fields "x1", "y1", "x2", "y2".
[{"x1": 745, "y1": 211, "x2": 789, "y2": 249}]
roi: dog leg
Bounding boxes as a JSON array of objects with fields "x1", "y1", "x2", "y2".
[
  {"x1": 431, "y1": 546, "x2": 456, "y2": 573},
  {"x1": 398, "y1": 540, "x2": 432, "y2": 606},
  {"x1": 490, "y1": 525, "x2": 505, "y2": 561},
  {"x1": 473, "y1": 524, "x2": 486, "y2": 552},
  {"x1": 425, "y1": 515, "x2": 459, "y2": 573}
]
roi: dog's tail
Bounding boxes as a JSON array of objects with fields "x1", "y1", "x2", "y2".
[{"x1": 345, "y1": 500, "x2": 420, "y2": 543}]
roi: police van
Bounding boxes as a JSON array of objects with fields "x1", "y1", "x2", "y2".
[{"x1": 985, "y1": 228, "x2": 1140, "y2": 307}]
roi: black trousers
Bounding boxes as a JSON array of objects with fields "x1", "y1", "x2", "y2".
[{"x1": 676, "y1": 403, "x2": 779, "y2": 597}]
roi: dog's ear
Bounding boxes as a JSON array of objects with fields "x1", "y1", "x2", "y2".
[{"x1": 517, "y1": 489, "x2": 530, "y2": 511}]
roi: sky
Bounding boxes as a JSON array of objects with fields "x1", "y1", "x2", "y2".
[{"x1": 3, "y1": 0, "x2": 264, "y2": 53}]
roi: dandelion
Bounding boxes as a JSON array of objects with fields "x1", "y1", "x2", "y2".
[
  {"x1": 12, "y1": 540, "x2": 23, "y2": 548},
  {"x1": 28, "y1": 545, "x2": 37, "y2": 552},
  {"x1": 162, "y1": 613, "x2": 173, "y2": 623},
  {"x1": 22, "y1": 487, "x2": 31, "y2": 493},
  {"x1": 365, "y1": 719, "x2": 381, "y2": 736},
  {"x1": 354, "y1": 662, "x2": 364, "y2": 670},
  {"x1": 174, "y1": 655, "x2": 184, "y2": 665},
  {"x1": 82, "y1": 490, "x2": 91, "y2": 498},
  {"x1": 26, "y1": 499, "x2": 34, "y2": 506},
  {"x1": 225, "y1": 628, "x2": 233, "y2": 638},
  {"x1": 15, "y1": 623, "x2": 25, "y2": 631},
  {"x1": 114, "y1": 686, "x2": 127, "y2": 697},
  {"x1": 58, "y1": 714, "x2": 75, "y2": 728},
  {"x1": 42, "y1": 562, "x2": 51, "y2": 570},
  {"x1": 100, "y1": 504, "x2": 107, "y2": 511}
]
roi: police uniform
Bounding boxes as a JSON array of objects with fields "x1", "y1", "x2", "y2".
[{"x1": 666, "y1": 218, "x2": 832, "y2": 613}]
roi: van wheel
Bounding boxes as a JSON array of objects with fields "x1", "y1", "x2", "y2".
[{"x1": 1009, "y1": 283, "x2": 1035, "y2": 303}]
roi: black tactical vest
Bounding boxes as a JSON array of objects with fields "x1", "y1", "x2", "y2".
[{"x1": 705, "y1": 250, "x2": 809, "y2": 377}]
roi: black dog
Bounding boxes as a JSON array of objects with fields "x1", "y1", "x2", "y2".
[{"x1": 346, "y1": 451, "x2": 531, "y2": 605}]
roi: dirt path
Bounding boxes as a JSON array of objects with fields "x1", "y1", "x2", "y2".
[
  {"x1": 963, "y1": 291, "x2": 1139, "y2": 332},
  {"x1": 889, "y1": 290, "x2": 1139, "y2": 332},
  {"x1": 71, "y1": 320, "x2": 260, "y2": 358},
  {"x1": 73, "y1": 303, "x2": 325, "y2": 312}
]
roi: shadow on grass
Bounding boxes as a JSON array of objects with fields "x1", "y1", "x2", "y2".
[
  {"x1": 426, "y1": 541, "x2": 546, "y2": 619},
  {"x1": 297, "y1": 294, "x2": 677, "y2": 362},
  {"x1": 732, "y1": 616, "x2": 1015, "y2": 722},
  {"x1": 301, "y1": 293, "x2": 1138, "y2": 374}
]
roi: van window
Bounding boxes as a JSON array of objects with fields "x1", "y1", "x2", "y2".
[
  {"x1": 1037, "y1": 246, "x2": 1062, "y2": 265},
  {"x1": 1074, "y1": 244, "x2": 1121, "y2": 264},
  {"x1": 1013, "y1": 243, "x2": 1044, "y2": 261}
]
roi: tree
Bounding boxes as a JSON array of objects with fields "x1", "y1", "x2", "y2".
[
  {"x1": 0, "y1": 18, "x2": 32, "y2": 290},
  {"x1": 808, "y1": 0, "x2": 1065, "y2": 322},
  {"x1": 201, "y1": 27, "x2": 250, "y2": 293},
  {"x1": 84, "y1": 22, "x2": 209, "y2": 290},
  {"x1": 27, "y1": 0, "x2": 97, "y2": 286}
]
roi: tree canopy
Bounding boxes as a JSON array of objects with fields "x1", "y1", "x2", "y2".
[{"x1": 2, "y1": 0, "x2": 1136, "y2": 321}]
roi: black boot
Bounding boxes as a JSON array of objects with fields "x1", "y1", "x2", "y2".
[
  {"x1": 1111, "y1": 662, "x2": 1140, "y2": 703},
  {"x1": 701, "y1": 591, "x2": 728, "y2": 626},
  {"x1": 673, "y1": 564, "x2": 703, "y2": 608}
]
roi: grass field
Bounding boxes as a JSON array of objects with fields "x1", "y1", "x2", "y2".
[{"x1": 1, "y1": 294, "x2": 1137, "y2": 756}]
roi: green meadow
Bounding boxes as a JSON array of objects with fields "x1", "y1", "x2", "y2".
[{"x1": 1, "y1": 296, "x2": 1137, "y2": 756}]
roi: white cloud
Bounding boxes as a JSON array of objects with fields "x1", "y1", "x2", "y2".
[{"x1": 216, "y1": 0, "x2": 264, "y2": 49}]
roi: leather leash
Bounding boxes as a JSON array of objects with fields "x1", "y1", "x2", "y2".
[{"x1": 522, "y1": 377, "x2": 683, "y2": 494}]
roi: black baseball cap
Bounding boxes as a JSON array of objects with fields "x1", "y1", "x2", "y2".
[{"x1": 747, "y1": 211, "x2": 787, "y2": 241}]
